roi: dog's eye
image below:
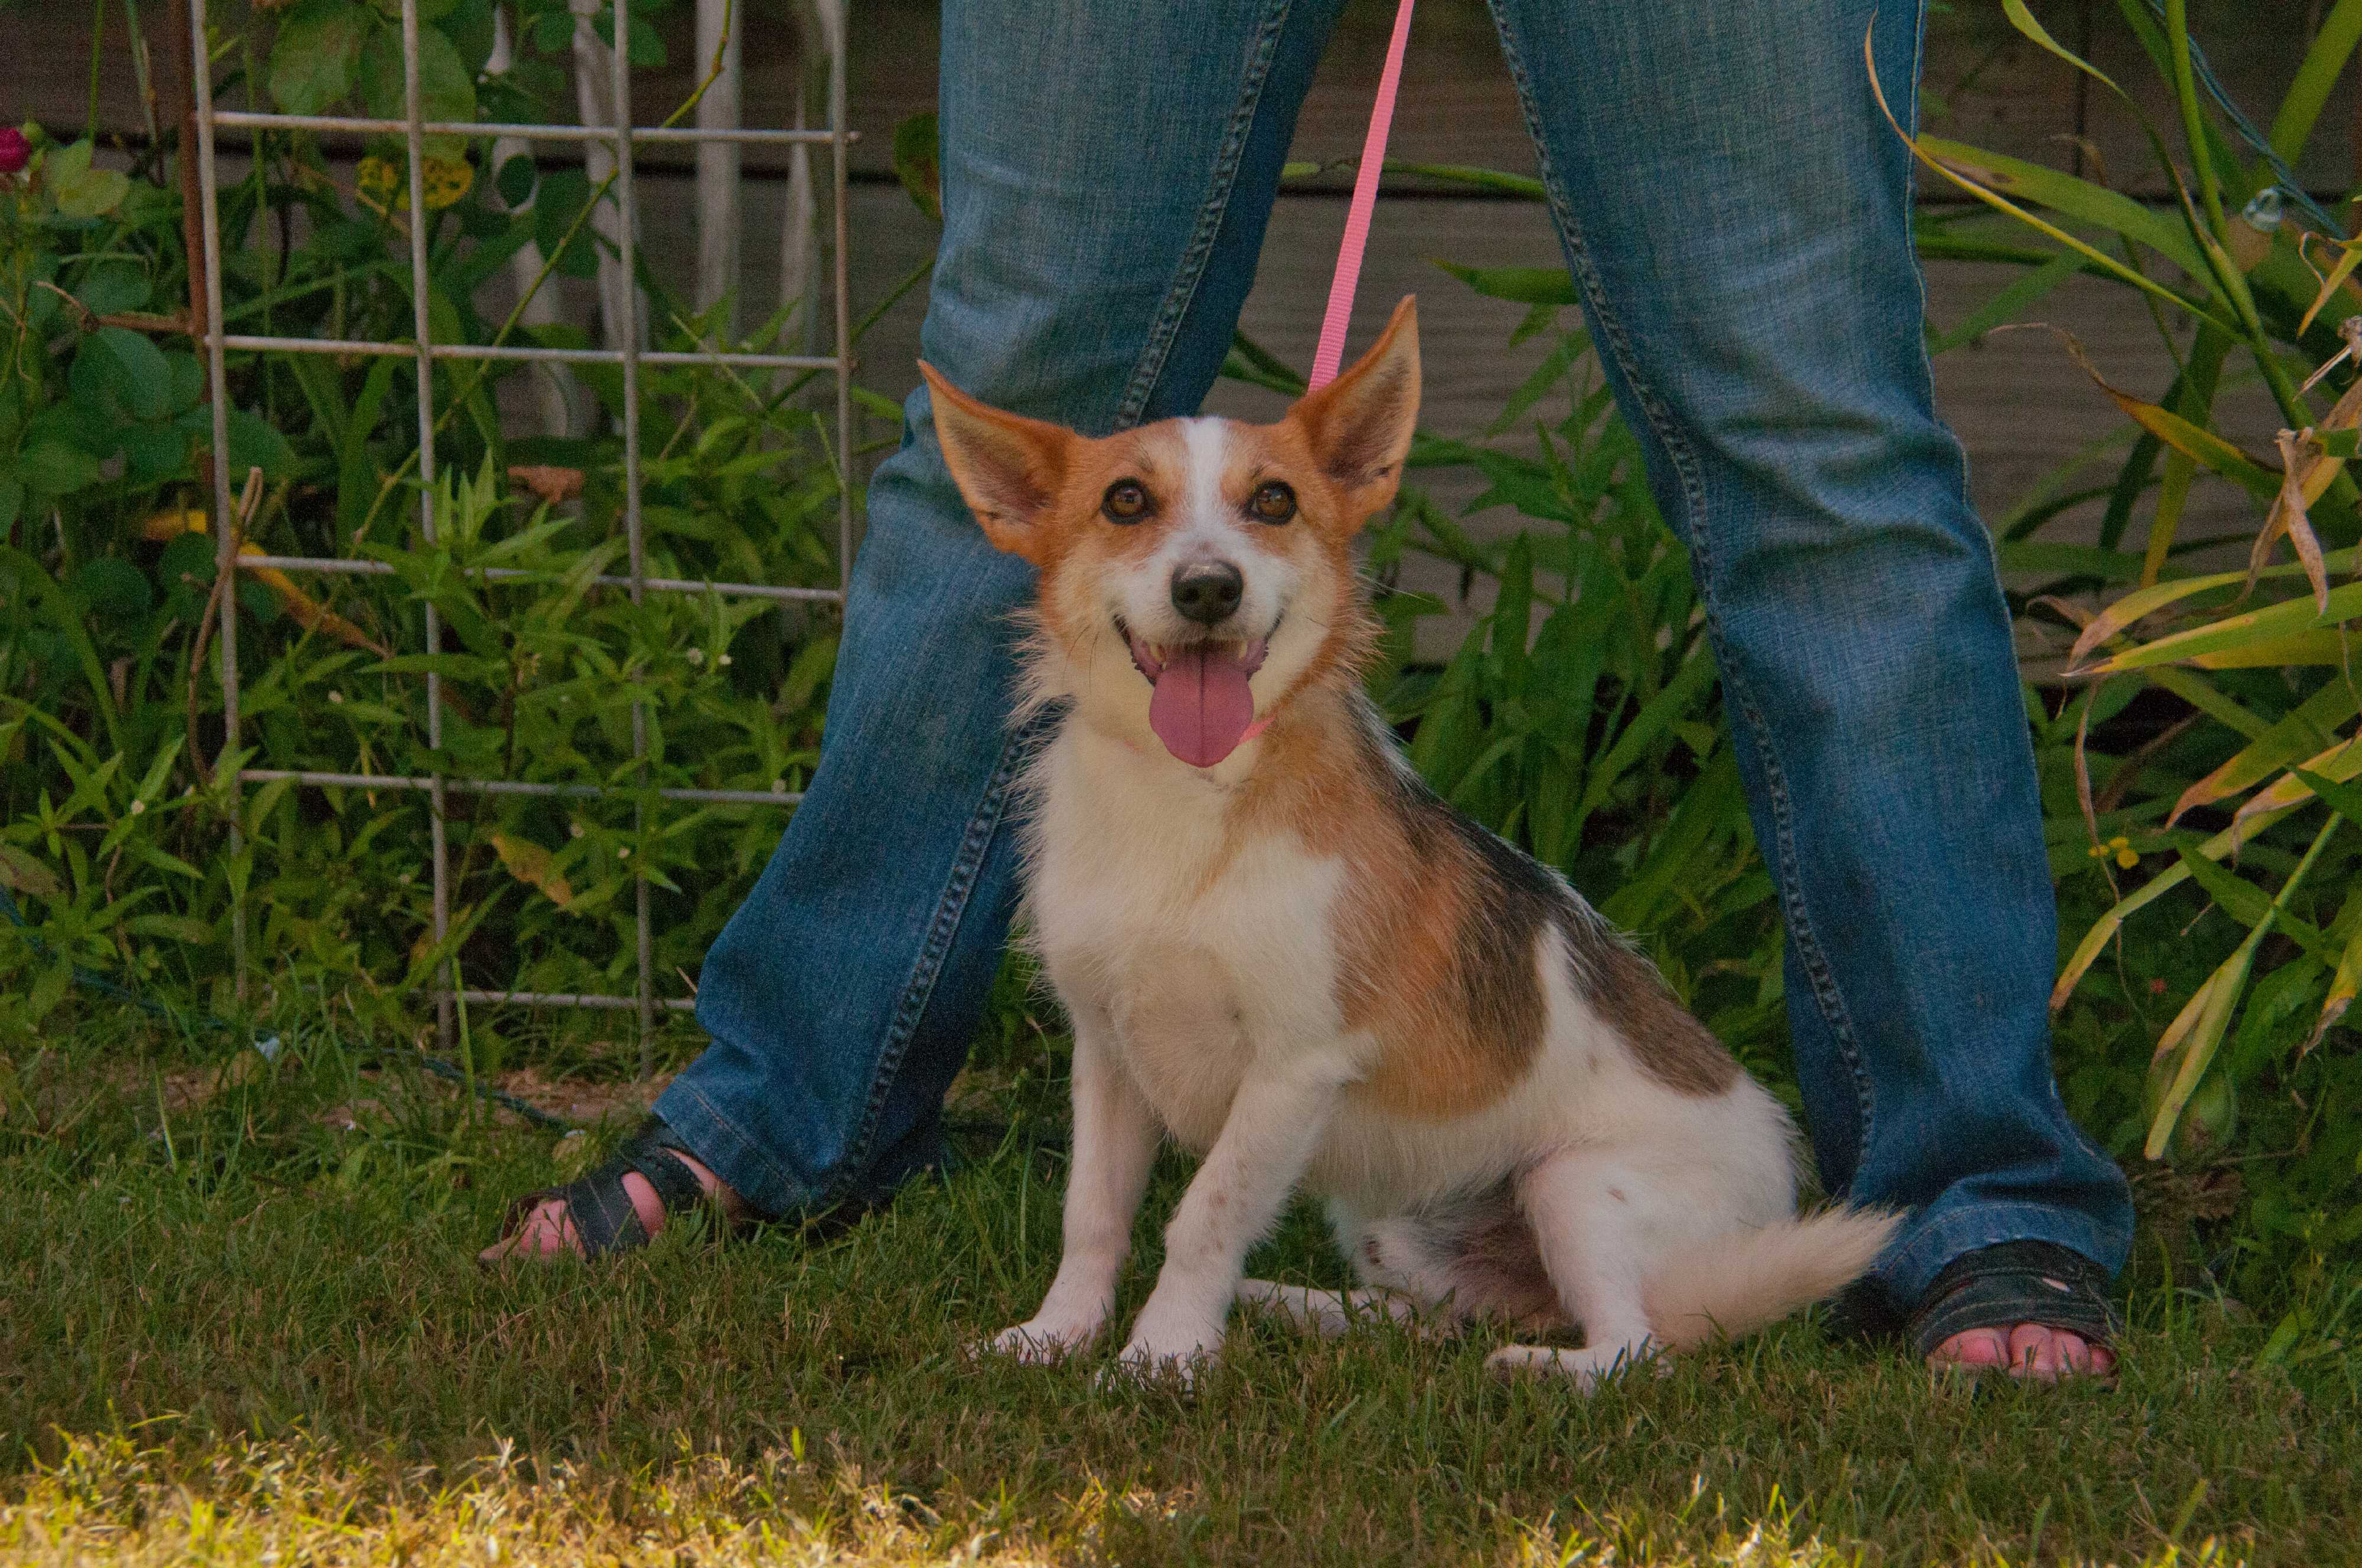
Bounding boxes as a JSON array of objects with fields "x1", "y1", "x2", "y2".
[
  {"x1": 1102, "y1": 480, "x2": 1149, "y2": 523},
  {"x1": 1247, "y1": 481, "x2": 1297, "y2": 524}
]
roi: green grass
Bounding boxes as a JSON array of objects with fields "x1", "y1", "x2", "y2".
[{"x1": 4, "y1": 1001, "x2": 2357, "y2": 1566}]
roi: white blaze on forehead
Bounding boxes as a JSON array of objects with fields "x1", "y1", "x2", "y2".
[{"x1": 1175, "y1": 417, "x2": 1235, "y2": 548}]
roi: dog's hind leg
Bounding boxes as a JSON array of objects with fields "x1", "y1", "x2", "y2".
[
  {"x1": 1236, "y1": 1280, "x2": 1418, "y2": 1338},
  {"x1": 1485, "y1": 1147, "x2": 1664, "y2": 1389}
]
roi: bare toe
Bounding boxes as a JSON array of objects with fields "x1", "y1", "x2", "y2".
[
  {"x1": 1930, "y1": 1327, "x2": 2009, "y2": 1370},
  {"x1": 478, "y1": 1198, "x2": 579, "y2": 1263},
  {"x1": 1929, "y1": 1323, "x2": 2115, "y2": 1379},
  {"x1": 2008, "y1": 1322, "x2": 2064, "y2": 1377},
  {"x1": 2007, "y1": 1324, "x2": 2114, "y2": 1381}
]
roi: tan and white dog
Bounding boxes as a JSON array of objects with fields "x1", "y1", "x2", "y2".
[{"x1": 920, "y1": 297, "x2": 1897, "y2": 1386}]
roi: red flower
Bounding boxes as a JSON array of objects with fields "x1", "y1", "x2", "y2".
[{"x1": 0, "y1": 128, "x2": 28, "y2": 175}]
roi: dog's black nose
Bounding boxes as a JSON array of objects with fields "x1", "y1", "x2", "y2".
[{"x1": 1171, "y1": 561, "x2": 1244, "y2": 626}]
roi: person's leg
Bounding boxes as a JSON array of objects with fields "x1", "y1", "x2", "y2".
[
  {"x1": 1483, "y1": 0, "x2": 2133, "y2": 1370},
  {"x1": 490, "y1": 0, "x2": 1346, "y2": 1256}
]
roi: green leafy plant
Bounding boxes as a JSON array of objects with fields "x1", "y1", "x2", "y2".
[
  {"x1": 1890, "y1": 0, "x2": 2362, "y2": 1297},
  {"x1": 1, "y1": 0, "x2": 857, "y2": 1054}
]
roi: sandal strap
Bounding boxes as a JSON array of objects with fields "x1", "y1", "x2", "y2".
[
  {"x1": 550, "y1": 1167, "x2": 650, "y2": 1255},
  {"x1": 619, "y1": 1118, "x2": 710, "y2": 1217},
  {"x1": 1908, "y1": 1239, "x2": 2120, "y2": 1361},
  {"x1": 492, "y1": 1116, "x2": 719, "y2": 1260}
]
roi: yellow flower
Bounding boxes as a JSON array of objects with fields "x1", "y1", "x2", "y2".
[{"x1": 2087, "y1": 834, "x2": 2137, "y2": 869}]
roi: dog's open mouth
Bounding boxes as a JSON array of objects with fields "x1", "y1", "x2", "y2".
[{"x1": 1117, "y1": 618, "x2": 1270, "y2": 769}]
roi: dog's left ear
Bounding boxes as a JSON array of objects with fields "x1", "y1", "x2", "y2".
[
  {"x1": 1287, "y1": 295, "x2": 1420, "y2": 530},
  {"x1": 919, "y1": 362, "x2": 1077, "y2": 564}
]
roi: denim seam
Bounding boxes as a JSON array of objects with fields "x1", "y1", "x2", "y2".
[
  {"x1": 1484, "y1": 1, "x2": 1877, "y2": 1157},
  {"x1": 1114, "y1": 0, "x2": 1293, "y2": 428},
  {"x1": 660, "y1": 1077, "x2": 807, "y2": 1215},
  {"x1": 1881, "y1": 1199, "x2": 2122, "y2": 1305},
  {"x1": 834, "y1": 715, "x2": 1042, "y2": 1200}
]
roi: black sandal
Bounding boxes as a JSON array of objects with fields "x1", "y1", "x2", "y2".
[
  {"x1": 492, "y1": 1116, "x2": 738, "y2": 1258},
  {"x1": 1908, "y1": 1240, "x2": 2120, "y2": 1367}
]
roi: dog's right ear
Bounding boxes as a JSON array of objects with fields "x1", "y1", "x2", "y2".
[{"x1": 919, "y1": 362, "x2": 1075, "y2": 564}]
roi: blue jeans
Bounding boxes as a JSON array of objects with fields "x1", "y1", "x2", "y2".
[{"x1": 659, "y1": 0, "x2": 2134, "y2": 1309}]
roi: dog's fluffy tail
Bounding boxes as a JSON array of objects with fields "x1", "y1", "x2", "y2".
[{"x1": 1642, "y1": 1207, "x2": 1902, "y2": 1351}]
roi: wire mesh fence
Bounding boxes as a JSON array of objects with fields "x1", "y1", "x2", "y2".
[{"x1": 185, "y1": 0, "x2": 854, "y2": 1066}]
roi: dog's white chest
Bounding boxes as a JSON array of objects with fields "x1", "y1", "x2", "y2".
[{"x1": 1025, "y1": 730, "x2": 1349, "y2": 1152}]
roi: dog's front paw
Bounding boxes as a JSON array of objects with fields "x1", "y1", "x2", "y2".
[
  {"x1": 1102, "y1": 1336, "x2": 1215, "y2": 1390},
  {"x1": 1107, "y1": 1303, "x2": 1224, "y2": 1387},
  {"x1": 982, "y1": 1312, "x2": 1103, "y2": 1364}
]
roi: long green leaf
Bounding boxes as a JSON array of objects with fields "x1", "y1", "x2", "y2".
[
  {"x1": 1929, "y1": 249, "x2": 2086, "y2": 355},
  {"x1": 2230, "y1": 736, "x2": 2362, "y2": 844},
  {"x1": 2053, "y1": 736, "x2": 2362, "y2": 1004},
  {"x1": 0, "y1": 545, "x2": 121, "y2": 754},
  {"x1": 1431, "y1": 260, "x2": 1576, "y2": 306},
  {"x1": 1915, "y1": 136, "x2": 2211, "y2": 281},
  {"x1": 2271, "y1": 0, "x2": 2362, "y2": 164},
  {"x1": 2164, "y1": 0, "x2": 2228, "y2": 241},
  {"x1": 2001, "y1": 0, "x2": 2129, "y2": 99},
  {"x1": 1577, "y1": 647, "x2": 1716, "y2": 816},
  {"x1": 2071, "y1": 550, "x2": 2357, "y2": 663},
  {"x1": 2079, "y1": 580, "x2": 2362, "y2": 674},
  {"x1": 1996, "y1": 541, "x2": 2145, "y2": 582},
  {"x1": 2175, "y1": 845, "x2": 2331, "y2": 959},
  {"x1": 2171, "y1": 681, "x2": 2361, "y2": 822},
  {"x1": 2291, "y1": 766, "x2": 2362, "y2": 831},
  {"x1": 2148, "y1": 816, "x2": 2340, "y2": 1159},
  {"x1": 2142, "y1": 328, "x2": 2231, "y2": 583},
  {"x1": 1382, "y1": 161, "x2": 1547, "y2": 200}
]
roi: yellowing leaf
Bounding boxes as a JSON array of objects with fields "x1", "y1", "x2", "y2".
[
  {"x1": 2299, "y1": 237, "x2": 2362, "y2": 337},
  {"x1": 142, "y1": 509, "x2": 389, "y2": 658},
  {"x1": 0, "y1": 841, "x2": 63, "y2": 899},
  {"x1": 490, "y1": 833, "x2": 574, "y2": 909},
  {"x1": 2169, "y1": 681, "x2": 2359, "y2": 825},
  {"x1": 353, "y1": 154, "x2": 473, "y2": 214}
]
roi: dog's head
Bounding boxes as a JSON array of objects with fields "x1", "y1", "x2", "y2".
[{"x1": 921, "y1": 296, "x2": 1419, "y2": 770}]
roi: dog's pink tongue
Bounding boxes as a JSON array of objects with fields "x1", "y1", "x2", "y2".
[{"x1": 1149, "y1": 643, "x2": 1258, "y2": 768}]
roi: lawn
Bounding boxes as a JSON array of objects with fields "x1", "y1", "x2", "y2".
[{"x1": 4, "y1": 1000, "x2": 2356, "y2": 1567}]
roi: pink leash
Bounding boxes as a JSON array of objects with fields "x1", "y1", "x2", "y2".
[
  {"x1": 1306, "y1": 0, "x2": 1418, "y2": 392},
  {"x1": 1189, "y1": 2, "x2": 1412, "y2": 760}
]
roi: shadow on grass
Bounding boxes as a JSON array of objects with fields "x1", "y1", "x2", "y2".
[{"x1": 4, "y1": 1002, "x2": 2356, "y2": 1566}]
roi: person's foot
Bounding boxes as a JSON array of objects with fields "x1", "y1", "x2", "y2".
[
  {"x1": 478, "y1": 1145, "x2": 751, "y2": 1262},
  {"x1": 1911, "y1": 1241, "x2": 2120, "y2": 1381},
  {"x1": 1929, "y1": 1323, "x2": 2114, "y2": 1380}
]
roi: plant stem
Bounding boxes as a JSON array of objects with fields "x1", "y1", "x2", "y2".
[
  {"x1": 88, "y1": 0, "x2": 106, "y2": 145},
  {"x1": 2164, "y1": 0, "x2": 2228, "y2": 242}
]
